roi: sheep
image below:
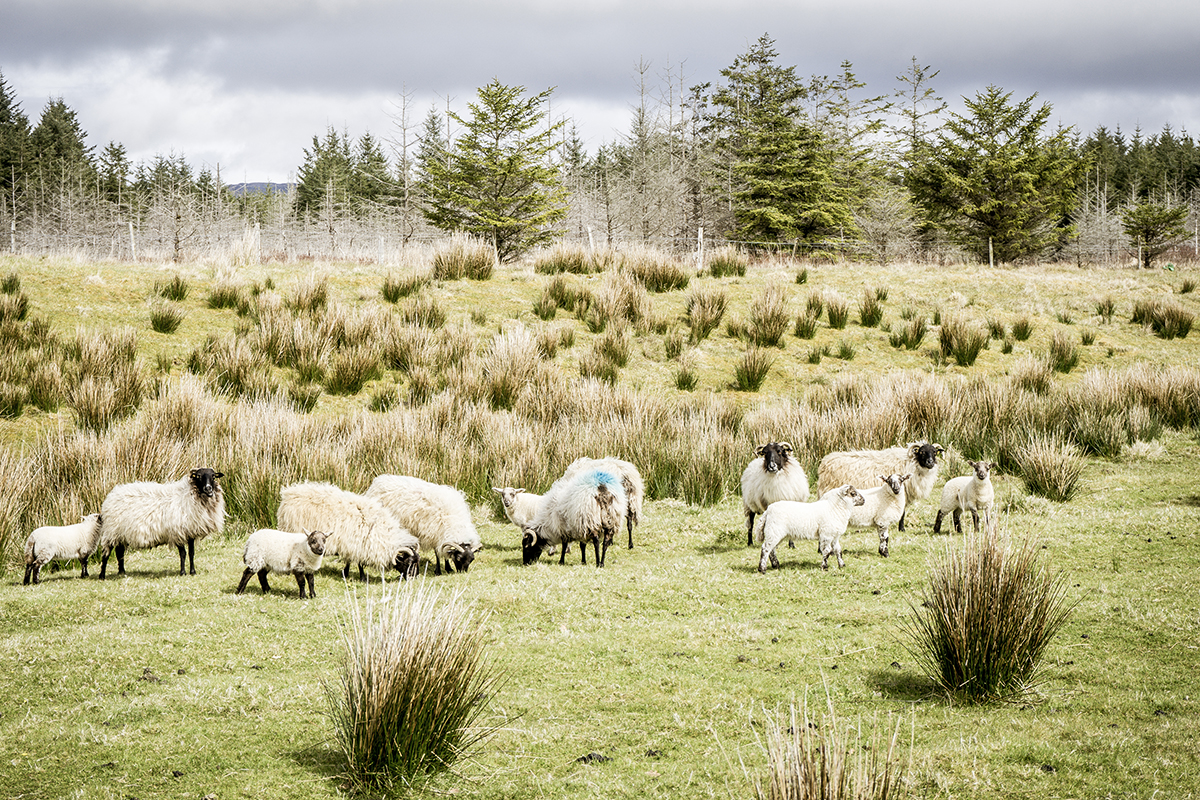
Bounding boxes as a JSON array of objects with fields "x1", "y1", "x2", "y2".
[
  {"x1": 492, "y1": 486, "x2": 566, "y2": 557},
  {"x1": 562, "y1": 456, "x2": 644, "y2": 549},
  {"x1": 816, "y1": 440, "x2": 944, "y2": 531},
  {"x1": 23, "y1": 513, "x2": 103, "y2": 584},
  {"x1": 237, "y1": 528, "x2": 327, "y2": 599},
  {"x1": 741, "y1": 441, "x2": 810, "y2": 547},
  {"x1": 521, "y1": 465, "x2": 627, "y2": 567},
  {"x1": 276, "y1": 481, "x2": 420, "y2": 580},
  {"x1": 756, "y1": 485, "x2": 865, "y2": 572},
  {"x1": 934, "y1": 461, "x2": 996, "y2": 535},
  {"x1": 367, "y1": 475, "x2": 483, "y2": 575},
  {"x1": 845, "y1": 474, "x2": 910, "y2": 557},
  {"x1": 98, "y1": 468, "x2": 225, "y2": 579}
]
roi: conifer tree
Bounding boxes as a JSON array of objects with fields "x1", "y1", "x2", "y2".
[
  {"x1": 1121, "y1": 200, "x2": 1189, "y2": 268},
  {"x1": 0, "y1": 71, "x2": 30, "y2": 210},
  {"x1": 294, "y1": 127, "x2": 354, "y2": 219}
]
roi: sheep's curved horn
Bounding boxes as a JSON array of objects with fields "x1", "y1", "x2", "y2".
[
  {"x1": 755, "y1": 445, "x2": 766, "y2": 456},
  {"x1": 778, "y1": 441, "x2": 793, "y2": 452}
]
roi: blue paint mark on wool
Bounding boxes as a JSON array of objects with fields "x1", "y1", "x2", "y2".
[{"x1": 588, "y1": 469, "x2": 618, "y2": 488}]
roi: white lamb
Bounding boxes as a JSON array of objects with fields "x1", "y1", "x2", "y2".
[
  {"x1": 934, "y1": 460, "x2": 996, "y2": 535},
  {"x1": 237, "y1": 528, "x2": 327, "y2": 599},
  {"x1": 276, "y1": 481, "x2": 420, "y2": 580},
  {"x1": 98, "y1": 468, "x2": 225, "y2": 579},
  {"x1": 562, "y1": 456, "x2": 644, "y2": 549},
  {"x1": 756, "y1": 485, "x2": 865, "y2": 572},
  {"x1": 23, "y1": 513, "x2": 103, "y2": 584},
  {"x1": 816, "y1": 440, "x2": 943, "y2": 531},
  {"x1": 741, "y1": 441, "x2": 810, "y2": 546},
  {"x1": 366, "y1": 475, "x2": 483, "y2": 575},
  {"x1": 846, "y1": 473, "x2": 910, "y2": 558},
  {"x1": 522, "y1": 464, "x2": 628, "y2": 567},
  {"x1": 492, "y1": 486, "x2": 543, "y2": 530}
]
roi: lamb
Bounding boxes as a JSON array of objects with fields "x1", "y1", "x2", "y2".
[
  {"x1": 492, "y1": 486, "x2": 543, "y2": 530},
  {"x1": 756, "y1": 485, "x2": 865, "y2": 572},
  {"x1": 845, "y1": 474, "x2": 910, "y2": 557},
  {"x1": 562, "y1": 456, "x2": 644, "y2": 549},
  {"x1": 934, "y1": 460, "x2": 996, "y2": 535},
  {"x1": 23, "y1": 513, "x2": 103, "y2": 584},
  {"x1": 522, "y1": 465, "x2": 627, "y2": 567},
  {"x1": 98, "y1": 468, "x2": 225, "y2": 579},
  {"x1": 276, "y1": 481, "x2": 420, "y2": 580},
  {"x1": 741, "y1": 441, "x2": 810, "y2": 546},
  {"x1": 367, "y1": 475, "x2": 483, "y2": 575},
  {"x1": 237, "y1": 528, "x2": 327, "y2": 599},
  {"x1": 816, "y1": 440, "x2": 944, "y2": 531}
]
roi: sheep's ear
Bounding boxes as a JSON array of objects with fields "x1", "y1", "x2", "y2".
[
  {"x1": 936, "y1": 445, "x2": 945, "y2": 455},
  {"x1": 515, "y1": 488, "x2": 525, "y2": 494},
  {"x1": 900, "y1": 473, "x2": 912, "y2": 483},
  {"x1": 755, "y1": 445, "x2": 766, "y2": 456},
  {"x1": 214, "y1": 472, "x2": 224, "y2": 479},
  {"x1": 491, "y1": 487, "x2": 502, "y2": 494}
]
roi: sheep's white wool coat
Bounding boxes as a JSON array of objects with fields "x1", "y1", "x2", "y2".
[
  {"x1": 366, "y1": 475, "x2": 482, "y2": 559},
  {"x1": 532, "y1": 467, "x2": 627, "y2": 548},
  {"x1": 817, "y1": 446, "x2": 938, "y2": 504},
  {"x1": 25, "y1": 514, "x2": 102, "y2": 566},
  {"x1": 757, "y1": 487, "x2": 860, "y2": 571},
  {"x1": 498, "y1": 488, "x2": 543, "y2": 529},
  {"x1": 741, "y1": 457, "x2": 810, "y2": 516},
  {"x1": 276, "y1": 482, "x2": 418, "y2": 572},
  {"x1": 939, "y1": 475, "x2": 995, "y2": 515},
  {"x1": 242, "y1": 528, "x2": 324, "y2": 575},
  {"x1": 846, "y1": 480, "x2": 907, "y2": 531},
  {"x1": 99, "y1": 478, "x2": 224, "y2": 552},
  {"x1": 563, "y1": 456, "x2": 644, "y2": 527}
]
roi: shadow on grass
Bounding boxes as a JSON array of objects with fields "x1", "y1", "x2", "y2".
[
  {"x1": 288, "y1": 741, "x2": 346, "y2": 791},
  {"x1": 1179, "y1": 494, "x2": 1200, "y2": 507},
  {"x1": 867, "y1": 666, "x2": 936, "y2": 702}
]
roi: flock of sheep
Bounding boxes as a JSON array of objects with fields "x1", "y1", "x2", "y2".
[{"x1": 20, "y1": 441, "x2": 996, "y2": 593}]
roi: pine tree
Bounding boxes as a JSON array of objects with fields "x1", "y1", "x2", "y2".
[
  {"x1": 28, "y1": 98, "x2": 95, "y2": 212},
  {"x1": 98, "y1": 141, "x2": 132, "y2": 210},
  {"x1": 293, "y1": 127, "x2": 354, "y2": 219},
  {"x1": 0, "y1": 71, "x2": 31, "y2": 210},
  {"x1": 1121, "y1": 200, "x2": 1189, "y2": 268}
]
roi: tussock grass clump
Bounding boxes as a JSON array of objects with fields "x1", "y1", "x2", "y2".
[
  {"x1": 735, "y1": 346, "x2": 774, "y2": 392},
  {"x1": 749, "y1": 284, "x2": 790, "y2": 348},
  {"x1": 987, "y1": 318, "x2": 1006, "y2": 340},
  {"x1": 206, "y1": 279, "x2": 244, "y2": 311},
  {"x1": 536, "y1": 324, "x2": 574, "y2": 360},
  {"x1": 324, "y1": 345, "x2": 382, "y2": 396},
  {"x1": 27, "y1": 359, "x2": 64, "y2": 411},
  {"x1": 806, "y1": 345, "x2": 829, "y2": 364},
  {"x1": 533, "y1": 289, "x2": 557, "y2": 320},
  {"x1": 382, "y1": 270, "x2": 431, "y2": 303},
  {"x1": 874, "y1": 285, "x2": 888, "y2": 302},
  {"x1": 328, "y1": 583, "x2": 499, "y2": 793},
  {"x1": 939, "y1": 316, "x2": 989, "y2": 366},
  {"x1": 793, "y1": 313, "x2": 819, "y2": 340},
  {"x1": 545, "y1": 274, "x2": 590, "y2": 313},
  {"x1": 805, "y1": 292, "x2": 824, "y2": 320},
  {"x1": 888, "y1": 316, "x2": 927, "y2": 351},
  {"x1": 595, "y1": 322, "x2": 632, "y2": 368},
  {"x1": 287, "y1": 381, "x2": 322, "y2": 413},
  {"x1": 686, "y1": 287, "x2": 727, "y2": 343},
  {"x1": 286, "y1": 273, "x2": 329, "y2": 314},
  {"x1": 1008, "y1": 355, "x2": 1054, "y2": 394},
  {"x1": 154, "y1": 273, "x2": 189, "y2": 302},
  {"x1": 369, "y1": 382, "x2": 401, "y2": 413},
  {"x1": 0, "y1": 291, "x2": 29, "y2": 323},
  {"x1": 1095, "y1": 295, "x2": 1116, "y2": 323},
  {"x1": 186, "y1": 334, "x2": 275, "y2": 399},
  {"x1": 859, "y1": 289, "x2": 884, "y2": 327},
  {"x1": 825, "y1": 293, "x2": 848, "y2": 329},
  {"x1": 433, "y1": 236, "x2": 495, "y2": 280},
  {"x1": 1011, "y1": 315, "x2": 1034, "y2": 341},
  {"x1": 400, "y1": 292, "x2": 447, "y2": 329},
  {"x1": 795, "y1": 267, "x2": 809, "y2": 285},
  {"x1": 0, "y1": 272, "x2": 19, "y2": 294},
  {"x1": 1146, "y1": 299, "x2": 1194, "y2": 339},
  {"x1": 1080, "y1": 328, "x2": 1096, "y2": 346},
  {"x1": 483, "y1": 325, "x2": 542, "y2": 409},
  {"x1": 904, "y1": 527, "x2": 1075, "y2": 703},
  {"x1": 1056, "y1": 309, "x2": 1074, "y2": 325},
  {"x1": 664, "y1": 328, "x2": 686, "y2": 360},
  {"x1": 1014, "y1": 433, "x2": 1085, "y2": 501},
  {"x1": 579, "y1": 348, "x2": 620, "y2": 384},
  {"x1": 1181, "y1": 278, "x2": 1197, "y2": 294},
  {"x1": 625, "y1": 251, "x2": 690, "y2": 292},
  {"x1": 534, "y1": 242, "x2": 601, "y2": 275},
  {"x1": 706, "y1": 247, "x2": 747, "y2": 278},
  {"x1": 674, "y1": 353, "x2": 698, "y2": 391},
  {"x1": 1047, "y1": 330, "x2": 1079, "y2": 373},
  {"x1": 0, "y1": 381, "x2": 28, "y2": 419},
  {"x1": 836, "y1": 339, "x2": 856, "y2": 360},
  {"x1": 149, "y1": 301, "x2": 186, "y2": 334}
]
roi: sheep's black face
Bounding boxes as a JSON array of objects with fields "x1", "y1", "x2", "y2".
[
  {"x1": 448, "y1": 545, "x2": 477, "y2": 573},
  {"x1": 189, "y1": 468, "x2": 223, "y2": 499},
  {"x1": 522, "y1": 528, "x2": 547, "y2": 565},
  {"x1": 912, "y1": 443, "x2": 941, "y2": 470},
  {"x1": 307, "y1": 531, "x2": 327, "y2": 556},
  {"x1": 393, "y1": 549, "x2": 418, "y2": 579},
  {"x1": 757, "y1": 442, "x2": 792, "y2": 474}
]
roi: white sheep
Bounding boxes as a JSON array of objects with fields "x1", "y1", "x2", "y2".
[
  {"x1": 522, "y1": 465, "x2": 627, "y2": 567},
  {"x1": 845, "y1": 474, "x2": 910, "y2": 558},
  {"x1": 741, "y1": 441, "x2": 810, "y2": 546},
  {"x1": 562, "y1": 456, "x2": 644, "y2": 549},
  {"x1": 98, "y1": 468, "x2": 225, "y2": 579},
  {"x1": 492, "y1": 486, "x2": 543, "y2": 530},
  {"x1": 756, "y1": 485, "x2": 865, "y2": 572},
  {"x1": 237, "y1": 528, "x2": 327, "y2": 599},
  {"x1": 23, "y1": 513, "x2": 103, "y2": 584},
  {"x1": 816, "y1": 440, "x2": 944, "y2": 531},
  {"x1": 934, "y1": 460, "x2": 996, "y2": 535},
  {"x1": 366, "y1": 475, "x2": 483, "y2": 575},
  {"x1": 277, "y1": 481, "x2": 420, "y2": 580}
]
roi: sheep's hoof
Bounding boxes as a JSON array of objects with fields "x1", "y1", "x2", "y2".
[{"x1": 879, "y1": 542, "x2": 889, "y2": 557}]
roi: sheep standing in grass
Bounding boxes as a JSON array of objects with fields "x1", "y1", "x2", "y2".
[
  {"x1": 756, "y1": 485, "x2": 865, "y2": 572},
  {"x1": 817, "y1": 440, "x2": 943, "y2": 531},
  {"x1": 98, "y1": 468, "x2": 225, "y2": 579},
  {"x1": 563, "y1": 456, "x2": 644, "y2": 549},
  {"x1": 742, "y1": 441, "x2": 809, "y2": 546},
  {"x1": 846, "y1": 474, "x2": 910, "y2": 557},
  {"x1": 522, "y1": 466, "x2": 627, "y2": 567},
  {"x1": 23, "y1": 513, "x2": 102, "y2": 584},
  {"x1": 367, "y1": 475, "x2": 483, "y2": 575},
  {"x1": 277, "y1": 481, "x2": 419, "y2": 580},
  {"x1": 934, "y1": 461, "x2": 996, "y2": 535},
  {"x1": 237, "y1": 529, "x2": 327, "y2": 599},
  {"x1": 493, "y1": 485, "x2": 563, "y2": 556}
]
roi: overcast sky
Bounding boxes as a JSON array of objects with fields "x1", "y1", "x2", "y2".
[{"x1": 4, "y1": 0, "x2": 1198, "y2": 183}]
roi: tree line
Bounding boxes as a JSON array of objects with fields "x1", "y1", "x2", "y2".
[{"x1": 2, "y1": 34, "x2": 1198, "y2": 265}]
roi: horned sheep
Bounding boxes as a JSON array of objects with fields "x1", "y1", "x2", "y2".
[
  {"x1": 845, "y1": 473, "x2": 910, "y2": 557},
  {"x1": 741, "y1": 441, "x2": 810, "y2": 546},
  {"x1": 563, "y1": 456, "x2": 644, "y2": 549},
  {"x1": 756, "y1": 485, "x2": 865, "y2": 572},
  {"x1": 367, "y1": 475, "x2": 483, "y2": 575},
  {"x1": 522, "y1": 465, "x2": 627, "y2": 567},
  {"x1": 934, "y1": 460, "x2": 996, "y2": 535},
  {"x1": 98, "y1": 468, "x2": 225, "y2": 579},
  {"x1": 816, "y1": 440, "x2": 943, "y2": 531},
  {"x1": 237, "y1": 528, "x2": 327, "y2": 599},
  {"x1": 23, "y1": 513, "x2": 103, "y2": 584}
]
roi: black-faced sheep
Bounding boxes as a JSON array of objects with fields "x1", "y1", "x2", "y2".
[
  {"x1": 934, "y1": 460, "x2": 996, "y2": 535},
  {"x1": 237, "y1": 528, "x2": 327, "y2": 599},
  {"x1": 522, "y1": 465, "x2": 627, "y2": 567},
  {"x1": 276, "y1": 481, "x2": 420, "y2": 580},
  {"x1": 741, "y1": 442, "x2": 810, "y2": 546},
  {"x1": 563, "y1": 456, "x2": 644, "y2": 549},
  {"x1": 756, "y1": 485, "x2": 865, "y2": 572},
  {"x1": 845, "y1": 473, "x2": 910, "y2": 557},
  {"x1": 816, "y1": 440, "x2": 943, "y2": 531},
  {"x1": 98, "y1": 468, "x2": 225, "y2": 579},
  {"x1": 366, "y1": 475, "x2": 483, "y2": 575},
  {"x1": 23, "y1": 513, "x2": 102, "y2": 584}
]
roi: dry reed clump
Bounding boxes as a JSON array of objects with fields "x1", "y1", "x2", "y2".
[
  {"x1": 382, "y1": 267, "x2": 432, "y2": 303},
  {"x1": 149, "y1": 300, "x2": 186, "y2": 334},
  {"x1": 793, "y1": 312, "x2": 818, "y2": 340},
  {"x1": 1047, "y1": 330, "x2": 1079, "y2": 373},
  {"x1": 399, "y1": 292, "x2": 447, "y2": 329},
  {"x1": 1010, "y1": 315, "x2": 1034, "y2": 341},
  {"x1": 0, "y1": 271, "x2": 20, "y2": 294},
  {"x1": 825, "y1": 292, "x2": 849, "y2": 329},
  {"x1": 621, "y1": 247, "x2": 690, "y2": 292},
  {"x1": 186, "y1": 333, "x2": 277, "y2": 400},
  {"x1": 888, "y1": 316, "x2": 927, "y2": 350},
  {"x1": 903, "y1": 526, "x2": 1075, "y2": 703},
  {"x1": 1095, "y1": 295, "x2": 1116, "y2": 323},
  {"x1": 327, "y1": 582, "x2": 500, "y2": 792},
  {"x1": 749, "y1": 284, "x2": 790, "y2": 348},
  {"x1": 1131, "y1": 297, "x2": 1194, "y2": 339},
  {"x1": 1013, "y1": 433, "x2": 1086, "y2": 501},
  {"x1": 1007, "y1": 355, "x2": 1054, "y2": 395},
  {"x1": 207, "y1": 278, "x2": 247, "y2": 311},
  {"x1": 324, "y1": 345, "x2": 383, "y2": 396},
  {"x1": 153, "y1": 273, "x2": 189, "y2": 302},
  {"x1": 0, "y1": 291, "x2": 30, "y2": 323},
  {"x1": 286, "y1": 273, "x2": 329, "y2": 315},
  {"x1": 706, "y1": 246, "x2": 747, "y2": 278},
  {"x1": 674, "y1": 352, "x2": 698, "y2": 391},
  {"x1": 686, "y1": 286, "x2": 727, "y2": 343},
  {"x1": 938, "y1": 315, "x2": 989, "y2": 366},
  {"x1": 735, "y1": 346, "x2": 774, "y2": 392},
  {"x1": 583, "y1": 271, "x2": 651, "y2": 334},
  {"x1": 481, "y1": 325, "x2": 543, "y2": 410},
  {"x1": 533, "y1": 241, "x2": 604, "y2": 275},
  {"x1": 432, "y1": 235, "x2": 495, "y2": 280},
  {"x1": 858, "y1": 289, "x2": 884, "y2": 328}
]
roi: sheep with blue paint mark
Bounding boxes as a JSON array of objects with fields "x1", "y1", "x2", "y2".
[{"x1": 521, "y1": 465, "x2": 628, "y2": 567}]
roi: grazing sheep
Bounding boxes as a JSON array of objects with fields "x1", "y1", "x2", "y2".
[
  {"x1": 23, "y1": 513, "x2": 103, "y2": 584},
  {"x1": 846, "y1": 473, "x2": 911, "y2": 557},
  {"x1": 277, "y1": 481, "x2": 420, "y2": 580},
  {"x1": 237, "y1": 528, "x2": 327, "y2": 599},
  {"x1": 367, "y1": 475, "x2": 483, "y2": 575},
  {"x1": 522, "y1": 466, "x2": 627, "y2": 567},
  {"x1": 741, "y1": 441, "x2": 810, "y2": 546},
  {"x1": 563, "y1": 456, "x2": 644, "y2": 549},
  {"x1": 756, "y1": 485, "x2": 865, "y2": 572},
  {"x1": 816, "y1": 440, "x2": 944, "y2": 531},
  {"x1": 934, "y1": 461, "x2": 996, "y2": 535},
  {"x1": 98, "y1": 469, "x2": 225, "y2": 579}
]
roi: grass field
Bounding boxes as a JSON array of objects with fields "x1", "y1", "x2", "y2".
[{"x1": 1, "y1": 250, "x2": 1199, "y2": 799}]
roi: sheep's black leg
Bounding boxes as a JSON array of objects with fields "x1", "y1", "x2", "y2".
[
  {"x1": 598, "y1": 539, "x2": 608, "y2": 567},
  {"x1": 627, "y1": 517, "x2": 634, "y2": 550},
  {"x1": 358, "y1": 564, "x2": 367, "y2": 582},
  {"x1": 580, "y1": 540, "x2": 587, "y2": 565},
  {"x1": 23, "y1": 564, "x2": 32, "y2": 585},
  {"x1": 952, "y1": 510, "x2": 962, "y2": 534},
  {"x1": 971, "y1": 510, "x2": 980, "y2": 534},
  {"x1": 933, "y1": 511, "x2": 944, "y2": 535},
  {"x1": 305, "y1": 573, "x2": 316, "y2": 598},
  {"x1": 341, "y1": 562, "x2": 350, "y2": 579},
  {"x1": 559, "y1": 545, "x2": 567, "y2": 566},
  {"x1": 236, "y1": 568, "x2": 254, "y2": 594},
  {"x1": 177, "y1": 544, "x2": 187, "y2": 575},
  {"x1": 435, "y1": 553, "x2": 443, "y2": 576},
  {"x1": 115, "y1": 544, "x2": 126, "y2": 576},
  {"x1": 99, "y1": 546, "x2": 111, "y2": 579},
  {"x1": 79, "y1": 555, "x2": 89, "y2": 578},
  {"x1": 745, "y1": 511, "x2": 756, "y2": 547},
  {"x1": 188, "y1": 538, "x2": 197, "y2": 575},
  {"x1": 898, "y1": 511, "x2": 906, "y2": 532},
  {"x1": 257, "y1": 569, "x2": 271, "y2": 593},
  {"x1": 294, "y1": 571, "x2": 307, "y2": 599}
]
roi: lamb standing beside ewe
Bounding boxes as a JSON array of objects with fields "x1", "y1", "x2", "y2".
[
  {"x1": 98, "y1": 468, "x2": 225, "y2": 579},
  {"x1": 562, "y1": 456, "x2": 644, "y2": 549},
  {"x1": 23, "y1": 513, "x2": 103, "y2": 584},
  {"x1": 845, "y1": 473, "x2": 910, "y2": 557},
  {"x1": 934, "y1": 460, "x2": 996, "y2": 535},
  {"x1": 522, "y1": 466, "x2": 627, "y2": 567},
  {"x1": 817, "y1": 440, "x2": 943, "y2": 531},
  {"x1": 741, "y1": 441, "x2": 810, "y2": 546},
  {"x1": 367, "y1": 475, "x2": 483, "y2": 575},
  {"x1": 492, "y1": 486, "x2": 543, "y2": 530},
  {"x1": 237, "y1": 528, "x2": 327, "y2": 598},
  {"x1": 757, "y1": 484, "x2": 865, "y2": 572}
]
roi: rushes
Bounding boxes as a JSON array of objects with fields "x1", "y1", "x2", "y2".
[
  {"x1": 432, "y1": 236, "x2": 495, "y2": 280},
  {"x1": 888, "y1": 316, "x2": 927, "y2": 350},
  {"x1": 382, "y1": 270, "x2": 432, "y2": 303},
  {"x1": 825, "y1": 293, "x2": 848, "y2": 329},
  {"x1": 1014, "y1": 433, "x2": 1086, "y2": 502},
  {"x1": 154, "y1": 274, "x2": 189, "y2": 302},
  {"x1": 1132, "y1": 297, "x2": 1194, "y2": 339},
  {"x1": 149, "y1": 301, "x2": 186, "y2": 334},
  {"x1": 749, "y1": 284, "x2": 790, "y2": 348},
  {"x1": 939, "y1": 316, "x2": 989, "y2": 366},
  {"x1": 1047, "y1": 330, "x2": 1079, "y2": 373},
  {"x1": 686, "y1": 287, "x2": 727, "y2": 343},
  {"x1": 858, "y1": 289, "x2": 884, "y2": 328},
  {"x1": 735, "y1": 346, "x2": 773, "y2": 392},
  {"x1": 625, "y1": 250, "x2": 690, "y2": 292},
  {"x1": 707, "y1": 247, "x2": 748, "y2": 278}
]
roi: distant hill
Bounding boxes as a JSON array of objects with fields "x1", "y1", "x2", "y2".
[{"x1": 227, "y1": 182, "x2": 292, "y2": 196}]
